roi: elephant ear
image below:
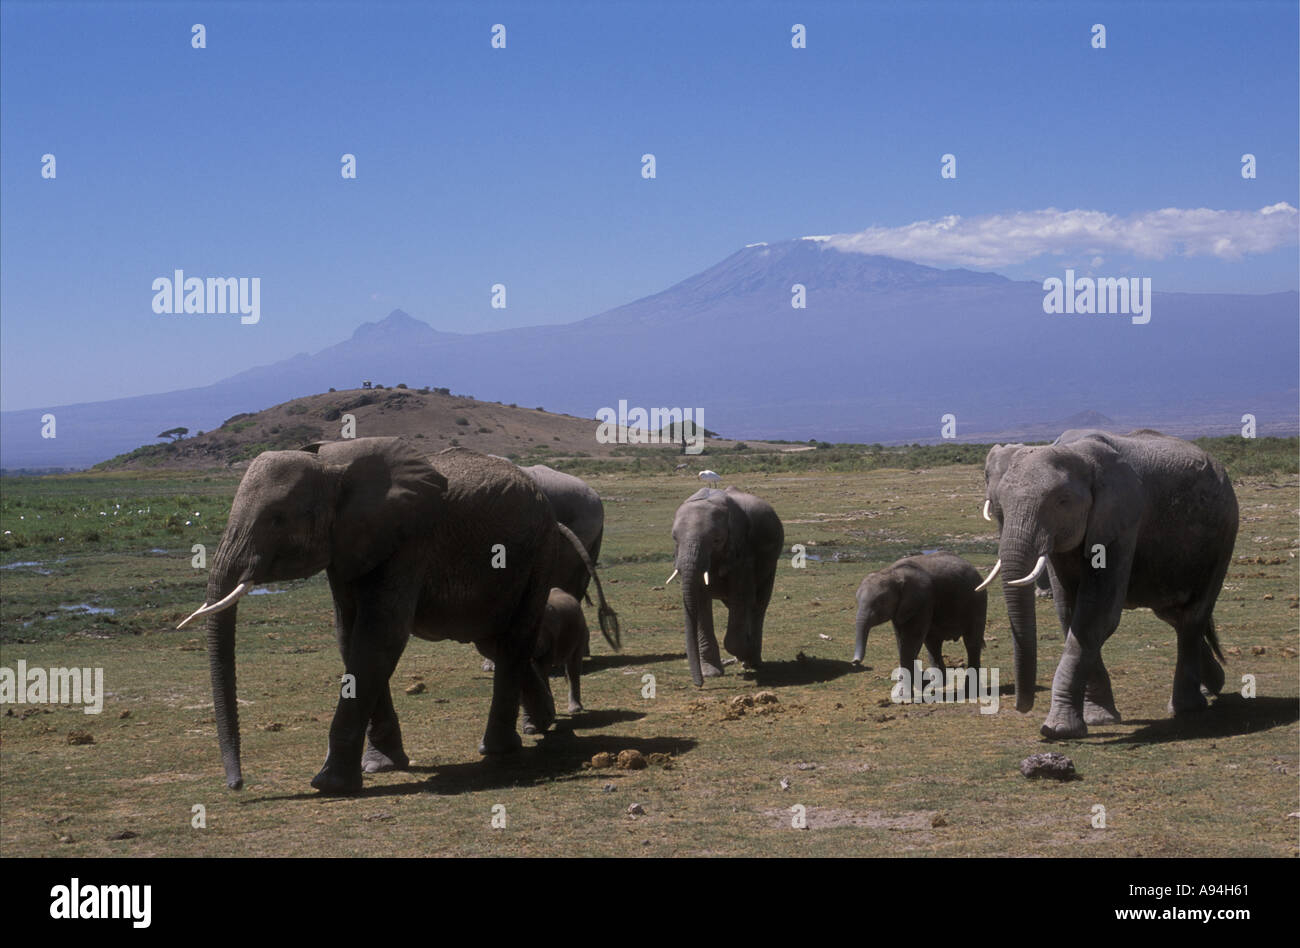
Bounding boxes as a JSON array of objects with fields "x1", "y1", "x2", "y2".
[
  {"x1": 327, "y1": 441, "x2": 445, "y2": 579},
  {"x1": 1081, "y1": 442, "x2": 1142, "y2": 586}
]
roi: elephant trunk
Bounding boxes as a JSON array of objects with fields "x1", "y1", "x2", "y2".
[
  {"x1": 205, "y1": 534, "x2": 255, "y2": 790},
  {"x1": 852, "y1": 603, "x2": 871, "y2": 665},
  {"x1": 1000, "y1": 525, "x2": 1045, "y2": 713},
  {"x1": 678, "y1": 543, "x2": 713, "y2": 687}
]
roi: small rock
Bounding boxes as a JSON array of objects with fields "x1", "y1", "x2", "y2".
[
  {"x1": 1251, "y1": 646, "x2": 1267, "y2": 656},
  {"x1": 262, "y1": 722, "x2": 283, "y2": 732},
  {"x1": 118, "y1": 710, "x2": 131, "y2": 720},
  {"x1": 1020, "y1": 752, "x2": 1077, "y2": 781},
  {"x1": 617, "y1": 749, "x2": 648, "y2": 770},
  {"x1": 602, "y1": 783, "x2": 616, "y2": 793},
  {"x1": 818, "y1": 633, "x2": 831, "y2": 640},
  {"x1": 1283, "y1": 647, "x2": 1299, "y2": 658},
  {"x1": 591, "y1": 752, "x2": 616, "y2": 768},
  {"x1": 931, "y1": 814, "x2": 948, "y2": 828},
  {"x1": 627, "y1": 802, "x2": 645, "y2": 815},
  {"x1": 405, "y1": 682, "x2": 426, "y2": 695},
  {"x1": 58, "y1": 835, "x2": 73, "y2": 844},
  {"x1": 779, "y1": 778, "x2": 791, "y2": 791},
  {"x1": 796, "y1": 762, "x2": 816, "y2": 771},
  {"x1": 66, "y1": 731, "x2": 94, "y2": 746},
  {"x1": 106, "y1": 830, "x2": 138, "y2": 840}
]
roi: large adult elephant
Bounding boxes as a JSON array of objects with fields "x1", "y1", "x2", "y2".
[
  {"x1": 668, "y1": 487, "x2": 784, "y2": 685},
  {"x1": 978, "y1": 429, "x2": 1236, "y2": 739},
  {"x1": 178, "y1": 438, "x2": 615, "y2": 794}
]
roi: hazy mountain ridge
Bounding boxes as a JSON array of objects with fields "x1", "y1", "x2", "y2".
[{"x1": 3, "y1": 241, "x2": 1295, "y2": 469}]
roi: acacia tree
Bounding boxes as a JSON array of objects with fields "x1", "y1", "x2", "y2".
[{"x1": 158, "y1": 427, "x2": 189, "y2": 442}]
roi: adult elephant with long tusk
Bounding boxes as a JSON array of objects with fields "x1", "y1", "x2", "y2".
[
  {"x1": 179, "y1": 438, "x2": 618, "y2": 794},
  {"x1": 978, "y1": 429, "x2": 1237, "y2": 739},
  {"x1": 668, "y1": 487, "x2": 783, "y2": 685}
]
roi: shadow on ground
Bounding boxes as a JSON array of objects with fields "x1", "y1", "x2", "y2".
[
  {"x1": 582, "y1": 651, "x2": 682, "y2": 673},
  {"x1": 246, "y1": 734, "x2": 697, "y2": 801},
  {"x1": 1095, "y1": 694, "x2": 1299, "y2": 746}
]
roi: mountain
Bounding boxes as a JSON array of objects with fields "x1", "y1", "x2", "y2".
[{"x1": 3, "y1": 240, "x2": 1296, "y2": 469}]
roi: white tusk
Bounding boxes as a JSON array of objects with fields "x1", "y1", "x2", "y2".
[
  {"x1": 1007, "y1": 556, "x2": 1048, "y2": 587},
  {"x1": 982, "y1": 499, "x2": 992, "y2": 521},
  {"x1": 665, "y1": 568, "x2": 679, "y2": 585},
  {"x1": 974, "y1": 559, "x2": 1001, "y2": 592},
  {"x1": 177, "y1": 582, "x2": 251, "y2": 629},
  {"x1": 703, "y1": 571, "x2": 710, "y2": 586}
]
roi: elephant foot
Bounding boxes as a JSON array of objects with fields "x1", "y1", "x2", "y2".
[
  {"x1": 522, "y1": 713, "x2": 554, "y2": 736},
  {"x1": 311, "y1": 765, "x2": 364, "y2": 796},
  {"x1": 567, "y1": 702, "x2": 584, "y2": 714},
  {"x1": 700, "y1": 662, "x2": 725, "y2": 679},
  {"x1": 1039, "y1": 706, "x2": 1088, "y2": 740},
  {"x1": 1083, "y1": 702, "x2": 1122, "y2": 726},
  {"x1": 1200, "y1": 659, "x2": 1226, "y2": 696},
  {"x1": 478, "y1": 730, "x2": 523, "y2": 756},
  {"x1": 1170, "y1": 689, "x2": 1209, "y2": 716},
  {"x1": 362, "y1": 745, "x2": 410, "y2": 773}
]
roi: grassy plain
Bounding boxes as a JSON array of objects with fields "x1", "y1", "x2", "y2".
[{"x1": 1, "y1": 446, "x2": 1296, "y2": 857}]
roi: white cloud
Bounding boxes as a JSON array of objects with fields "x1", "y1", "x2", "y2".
[{"x1": 808, "y1": 203, "x2": 1299, "y2": 268}]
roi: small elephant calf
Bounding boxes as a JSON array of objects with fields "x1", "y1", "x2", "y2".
[
  {"x1": 852, "y1": 552, "x2": 987, "y2": 678},
  {"x1": 522, "y1": 589, "x2": 588, "y2": 734}
]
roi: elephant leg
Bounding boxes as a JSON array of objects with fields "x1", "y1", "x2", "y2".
[
  {"x1": 1082, "y1": 660, "x2": 1122, "y2": 726},
  {"x1": 521, "y1": 661, "x2": 557, "y2": 735},
  {"x1": 724, "y1": 599, "x2": 754, "y2": 667},
  {"x1": 565, "y1": 648, "x2": 583, "y2": 714},
  {"x1": 1169, "y1": 615, "x2": 1213, "y2": 715},
  {"x1": 748, "y1": 567, "x2": 777, "y2": 669},
  {"x1": 894, "y1": 620, "x2": 926, "y2": 703},
  {"x1": 314, "y1": 603, "x2": 411, "y2": 794},
  {"x1": 694, "y1": 601, "x2": 724, "y2": 679},
  {"x1": 362, "y1": 681, "x2": 411, "y2": 773},
  {"x1": 925, "y1": 634, "x2": 945, "y2": 671},
  {"x1": 1198, "y1": 635, "x2": 1225, "y2": 696},
  {"x1": 1041, "y1": 632, "x2": 1098, "y2": 739}
]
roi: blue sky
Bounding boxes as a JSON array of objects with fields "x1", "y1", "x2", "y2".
[{"x1": 2, "y1": 0, "x2": 1296, "y2": 411}]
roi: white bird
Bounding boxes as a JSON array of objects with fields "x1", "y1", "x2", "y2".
[{"x1": 698, "y1": 470, "x2": 721, "y2": 482}]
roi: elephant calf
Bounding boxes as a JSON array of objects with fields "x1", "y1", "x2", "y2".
[
  {"x1": 523, "y1": 589, "x2": 589, "y2": 733},
  {"x1": 852, "y1": 552, "x2": 987, "y2": 681}
]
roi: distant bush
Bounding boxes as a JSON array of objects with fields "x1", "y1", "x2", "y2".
[
  {"x1": 479, "y1": 427, "x2": 492, "y2": 433},
  {"x1": 329, "y1": 387, "x2": 336, "y2": 392},
  {"x1": 455, "y1": 417, "x2": 470, "y2": 426},
  {"x1": 433, "y1": 387, "x2": 450, "y2": 396},
  {"x1": 397, "y1": 383, "x2": 408, "y2": 389},
  {"x1": 286, "y1": 403, "x2": 309, "y2": 415},
  {"x1": 734, "y1": 442, "x2": 749, "y2": 451},
  {"x1": 322, "y1": 407, "x2": 342, "y2": 422}
]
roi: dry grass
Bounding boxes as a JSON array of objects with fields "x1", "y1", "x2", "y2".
[{"x1": 1, "y1": 465, "x2": 1296, "y2": 857}]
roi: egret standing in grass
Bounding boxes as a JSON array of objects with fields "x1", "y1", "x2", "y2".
[{"x1": 698, "y1": 470, "x2": 721, "y2": 483}]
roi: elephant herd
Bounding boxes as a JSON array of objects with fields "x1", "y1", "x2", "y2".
[{"x1": 179, "y1": 428, "x2": 1239, "y2": 793}]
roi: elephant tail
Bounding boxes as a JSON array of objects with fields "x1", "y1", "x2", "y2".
[
  {"x1": 556, "y1": 522, "x2": 621, "y2": 651},
  {"x1": 1204, "y1": 616, "x2": 1226, "y2": 665}
]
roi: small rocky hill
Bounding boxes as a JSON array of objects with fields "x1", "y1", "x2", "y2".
[{"x1": 94, "y1": 387, "x2": 750, "y2": 471}]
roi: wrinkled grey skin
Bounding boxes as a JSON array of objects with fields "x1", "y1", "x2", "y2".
[
  {"x1": 671, "y1": 487, "x2": 784, "y2": 686},
  {"x1": 193, "y1": 438, "x2": 607, "y2": 794},
  {"x1": 852, "y1": 553, "x2": 987, "y2": 691},
  {"x1": 523, "y1": 588, "x2": 588, "y2": 731},
  {"x1": 988, "y1": 430, "x2": 1236, "y2": 739}
]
